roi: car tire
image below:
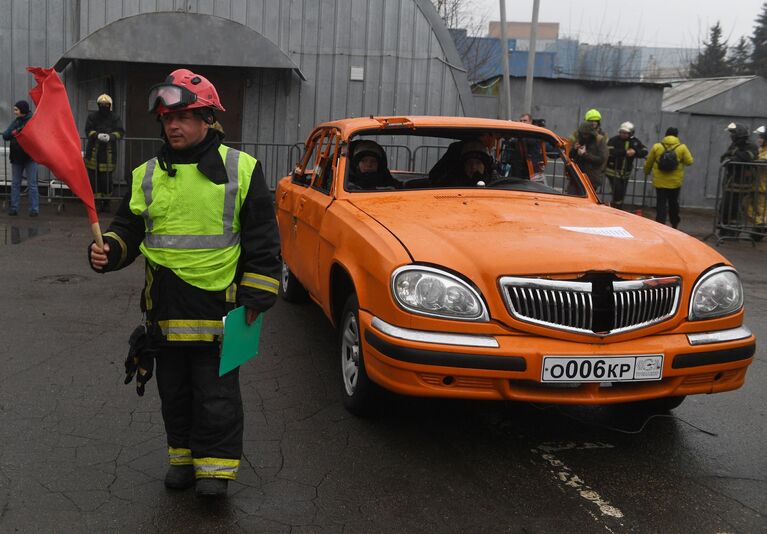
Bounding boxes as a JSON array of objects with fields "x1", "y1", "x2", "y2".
[
  {"x1": 279, "y1": 259, "x2": 308, "y2": 303},
  {"x1": 636, "y1": 395, "x2": 686, "y2": 412},
  {"x1": 339, "y1": 293, "x2": 378, "y2": 416}
]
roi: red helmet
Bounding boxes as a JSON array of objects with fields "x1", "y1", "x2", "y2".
[{"x1": 147, "y1": 68, "x2": 225, "y2": 115}]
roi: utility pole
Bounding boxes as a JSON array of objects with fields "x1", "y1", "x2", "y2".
[
  {"x1": 499, "y1": 0, "x2": 511, "y2": 119},
  {"x1": 523, "y1": 0, "x2": 540, "y2": 115}
]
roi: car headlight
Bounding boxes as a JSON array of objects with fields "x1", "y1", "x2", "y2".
[
  {"x1": 392, "y1": 266, "x2": 488, "y2": 321},
  {"x1": 688, "y1": 266, "x2": 744, "y2": 320}
]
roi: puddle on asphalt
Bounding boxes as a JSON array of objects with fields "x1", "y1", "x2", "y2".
[{"x1": 2, "y1": 224, "x2": 50, "y2": 245}]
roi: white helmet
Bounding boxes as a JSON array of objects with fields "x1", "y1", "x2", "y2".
[
  {"x1": 618, "y1": 121, "x2": 634, "y2": 134},
  {"x1": 754, "y1": 125, "x2": 766, "y2": 135}
]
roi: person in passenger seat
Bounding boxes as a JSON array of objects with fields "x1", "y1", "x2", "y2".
[{"x1": 348, "y1": 140, "x2": 397, "y2": 190}]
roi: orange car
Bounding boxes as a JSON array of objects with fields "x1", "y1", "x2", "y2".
[{"x1": 276, "y1": 116, "x2": 755, "y2": 415}]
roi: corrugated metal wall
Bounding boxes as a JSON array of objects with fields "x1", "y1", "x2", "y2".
[{"x1": 0, "y1": 0, "x2": 472, "y2": 146}]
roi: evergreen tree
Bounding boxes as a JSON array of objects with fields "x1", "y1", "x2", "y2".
[
  {"x1": 690, "y1": 22, "x2": 733, "y2": 78},
  {"x1": 751, "y1": 2, "x2": 767, "y2": 77},
  {"x1": 729, "y1": 36, "x2": 753, "y2": 75}
]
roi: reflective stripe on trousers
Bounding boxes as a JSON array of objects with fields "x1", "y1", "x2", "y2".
[
  {"x1": 158, "y1": 319, "x2": 224, "y2": 342},
  {"x1": 194, "y1": 457, "x2": 240, "y2": 480},
  {"x1": 169, "y1": 447, "x2": 193, "y2": 466}
]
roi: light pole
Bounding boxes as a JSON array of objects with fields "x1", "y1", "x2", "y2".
[
  {"x1": 499, "y1": 0, "x2": 511, "y2": 119},
  {"x1": 523, "y1": 0, "x2": 540, "y2": 115}
]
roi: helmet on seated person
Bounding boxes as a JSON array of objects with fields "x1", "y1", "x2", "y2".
[
  {"x1": 459, "y1": 140, "x2": 494, "y2": 181},
  {"x1": 349, "y1": 140, "x2": 394, "y2": 189}
]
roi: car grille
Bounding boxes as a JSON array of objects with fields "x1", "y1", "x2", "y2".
[{"x1": 499, "y1": 275, "x2": 681, "y2": 336}]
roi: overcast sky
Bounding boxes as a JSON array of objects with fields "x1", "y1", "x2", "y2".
[{"x1": 471, "y1": 0, "x2": 765, "y2": 49}]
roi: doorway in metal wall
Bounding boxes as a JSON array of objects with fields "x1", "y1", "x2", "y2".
[{"x1": 123, "y1": 64, "x2": 244, "y2": 178}]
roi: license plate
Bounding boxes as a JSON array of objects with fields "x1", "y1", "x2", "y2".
[{"x1": 541, "y1": 355, "x2": 664, "y2": 382}]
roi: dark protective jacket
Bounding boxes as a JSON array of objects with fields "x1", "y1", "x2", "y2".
[
  {"x1": 2, "y1": 113, "x2": 33, "y2": 164},
  {"x1": 569, "y1": 123, "x2": 608, "y2": 187},
  {"x1": 91, "y1": 130, "x2": 281, "y2": 345},
  {"x1": 721, "y1": 137, "x2": 759, "y2": 192},
  {"x1": 606, "y1": 135, "x2": 648, "y2": 179},
  {"x1": 84, "y1": 109, "x2": 125, "y2": 173}
]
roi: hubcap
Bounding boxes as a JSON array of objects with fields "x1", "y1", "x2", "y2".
[
  {"x1": 281, "y1": 260, "x2": 290, "y2": 292},
  {"x1": 341, "y1": 312, "x2": 360, "y2": 396}
]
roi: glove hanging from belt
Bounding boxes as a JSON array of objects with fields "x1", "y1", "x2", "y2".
[{"x1": 124, "y1": 325, "x2": 157, "y2": 397}]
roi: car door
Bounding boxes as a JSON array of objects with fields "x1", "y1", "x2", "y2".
[
  {"x1": 276, "y1": 130, "x2": 323, "y2": 285},
  {"x1": 292, "y1": 129, "x2": 340, "y2": 296}
]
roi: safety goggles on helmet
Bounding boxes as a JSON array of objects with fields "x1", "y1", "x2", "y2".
[{"x1": 147, "y1": 84, "x2": 198, "y2": 113}]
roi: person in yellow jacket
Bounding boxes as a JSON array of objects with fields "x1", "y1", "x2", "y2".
[
  {"x1": 643, "y1": 127, "x2": 694, "y2": 228},
  {"x1": 743, "y1": 125, "x2": 767, "y2": 233},
  {"x1": 88, "y1": 69, "x2": 281, "y2": 498}
]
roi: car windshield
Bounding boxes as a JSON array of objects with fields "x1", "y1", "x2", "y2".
[{"x1": 343, "y1": 128, "x2": 586, "y2": 197}]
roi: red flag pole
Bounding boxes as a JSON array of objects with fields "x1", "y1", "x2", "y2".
[
  {"x1": 16, "y1": 67, "x2": 103, "y2": 247},
  {"x1": 92, "y1": 222, "x2": 104, "y2": 249}
]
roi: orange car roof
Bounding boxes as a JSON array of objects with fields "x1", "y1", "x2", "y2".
[{"x1": 315, "y1": 115, "x2": 556, "y2": 139}]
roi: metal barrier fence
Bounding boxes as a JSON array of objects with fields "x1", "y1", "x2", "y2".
[
  {"x1": 1, "y1": 138, "x2": 720, "y2": 221},
  {"x1": 595, "y1": 162, "x2": 657, "y2": 211},
  {"x1": 708, "y1": 159, "x2": 767, "y2": 244},
  {"x1": 411, "y1": 144, "x2": 657, "y2": 211},
  {"x1": 1, "y1": 138, "x2": 303, "y2": 211}
]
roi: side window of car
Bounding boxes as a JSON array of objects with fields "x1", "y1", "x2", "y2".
[
  {"x1": 292, "y1": 131, "x2": 324, "y2": 187},
  {"x1": 562, "y1": 163, "x2": 587, "y2": 196},
  {"x1": 312, "y1": 131, "x2": 339, "y2": 195}
]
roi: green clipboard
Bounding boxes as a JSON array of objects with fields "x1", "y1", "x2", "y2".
[{"x1": 219, "y1": 306, "x2": 263, "y2": 376}]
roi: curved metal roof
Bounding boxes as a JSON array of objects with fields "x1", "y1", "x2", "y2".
[{"x1": 54, "y1": 11, "x2": 305, "y2": 80}]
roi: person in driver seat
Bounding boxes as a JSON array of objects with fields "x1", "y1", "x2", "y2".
[
  {"x1": 348, "y1": 140, "x2": 397, "y2": 190},
  {"x1": 436, "y1": 140, "x2": 495, "y2": 187}
]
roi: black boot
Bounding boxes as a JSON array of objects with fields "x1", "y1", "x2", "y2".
[
  {"x1": 164, "y1": 464, "x2": 195, "y2": 489},
  {"x1": 195, "y1": 477, "x2": 228, "y2": 497}
]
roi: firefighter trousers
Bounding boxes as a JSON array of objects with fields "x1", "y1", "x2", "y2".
[{"x1": 156, "y1": 345, "x2": 243, "y2": 480}]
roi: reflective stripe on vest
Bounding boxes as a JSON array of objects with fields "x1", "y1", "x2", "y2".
[
  {"x1": 193, "y1": 457, "x2": 240, "y2": 480},
  {"x1": 140, "y1": 147, "x2": 241, "y2": 249}
]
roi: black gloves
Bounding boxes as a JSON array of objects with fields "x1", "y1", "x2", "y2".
[{"x1": 125, "y1": 325, "x2": 157, "y2": 396}]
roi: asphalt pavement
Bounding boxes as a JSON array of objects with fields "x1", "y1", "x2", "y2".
[{"x1": 0, "y1": 201, "x2": 764, "y2": 533}]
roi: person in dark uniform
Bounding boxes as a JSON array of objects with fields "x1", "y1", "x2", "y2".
[
  {"x1": 605, "y1": 121, "x2": 647, "y2": 210},
  {"x1": 88, "y1": 69, "x2": 281, "y2": 498},
  {"x1": 720, "y1": 123, "x2": 759, "y2": 228},
  {"x1": 83, "y1": 94, "x2": 124, "y2": 212}
]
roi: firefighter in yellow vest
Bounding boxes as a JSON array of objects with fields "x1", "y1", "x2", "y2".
[
  {"x1": 88, "y1": 69, "x2": 281, "y2": 498},
  {"x1": 605, "y1": 122, "x2": 647, "y2": 210}
]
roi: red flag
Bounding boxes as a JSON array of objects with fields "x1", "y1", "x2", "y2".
[{"x1": 16, "y1": 67, "x2": 97, "y2": 224}]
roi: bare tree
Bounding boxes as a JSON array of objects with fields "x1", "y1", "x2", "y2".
[
  {"x1": 432, "y1": 0, "x2": 475, "y2": 30},
  {"x1": 431, "y1": 0, "x2": 496, "y2": 83}
]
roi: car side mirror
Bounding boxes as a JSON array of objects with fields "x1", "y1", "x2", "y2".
[{"x1": 292, "y1": 166, "x2": 311, "y2": 186}]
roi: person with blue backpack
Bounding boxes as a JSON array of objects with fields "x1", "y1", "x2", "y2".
[{"x1": 643, "y1": 127, "x2": 694, "y2": 229}]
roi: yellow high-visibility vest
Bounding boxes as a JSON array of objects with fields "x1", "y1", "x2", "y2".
[{"x1": 129, "y1": 145, "x2": 256, "y2": 291}]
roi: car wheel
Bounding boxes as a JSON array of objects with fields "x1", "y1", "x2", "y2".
[
  {"x1": 635, "y1": 395, "x2": 686, "y2": 412},
  {"x1": 339, "y1": 294, "x2": 377, "y2": 416},
  {"x1": 279, "y1": 259, "x2": 308, "y2": 303}
]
